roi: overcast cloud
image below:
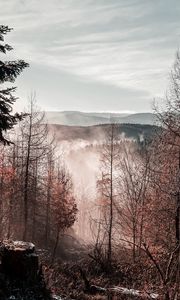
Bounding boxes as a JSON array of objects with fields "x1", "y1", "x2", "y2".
[{"x1": 1, "y1": 0, "x2": 180, "y2": 112}]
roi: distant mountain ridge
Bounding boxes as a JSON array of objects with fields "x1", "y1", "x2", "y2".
[{"x1": 45, "y1": 111, "x2": 156, "y2": 126}]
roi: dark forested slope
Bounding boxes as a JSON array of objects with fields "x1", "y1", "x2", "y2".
[{"x1": 48, "y1": 123, "x2": 159, "y2": 143}]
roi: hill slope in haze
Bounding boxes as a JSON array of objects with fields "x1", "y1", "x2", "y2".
[{"x1": 45, "y1": 111, "x2": 156, "y2": 126}]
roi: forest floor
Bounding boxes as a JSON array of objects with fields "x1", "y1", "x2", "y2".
[{"x1": 39, "y1": 243, "x2": 161, "y2": 300}]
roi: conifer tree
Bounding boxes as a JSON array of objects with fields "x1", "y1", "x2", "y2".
[{"x1": 0, "y1": 25, "x2": 29, "y2": 144}]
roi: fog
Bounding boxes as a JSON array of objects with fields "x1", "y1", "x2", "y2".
[
  {"x1": 54, "y1": 128, "x2": 138, "y2": 243},
  {"x1": 57, "y1": 139, "x2": 100, "y2": 242}
]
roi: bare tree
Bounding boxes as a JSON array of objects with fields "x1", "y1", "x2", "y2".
[
  {"x1": 18, "y1": 96, "x2": 49, "y2": 240},
  {"x1": 44, "y1": 146, "x2": 55, "y2": 247},
  {"x1": 51, "y1": 163, "x2": 77, "y2": 262},
  {"x1": 97, "y1": 124, "x2": 120, "y2": 270},
  {"x1": 117, "y1": 141, "x2": 150, "y2": 262}
]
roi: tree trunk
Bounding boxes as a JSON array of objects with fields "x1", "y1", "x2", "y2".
[
  {"x1": 107, "y1": 124, "x2": 114, "y2": 269},
  {"x1": 52, "y1": 228, "x2": 60, "y2": 264},
  {"x1": 45, "y1": 155, "x2": 52, "y2": 248},
  {"x1": 32, "y1": 157, "x2": 38, "y2": 241},
  {"x1": 23, "y1": 110, "x2": 33, "y2": 241}
]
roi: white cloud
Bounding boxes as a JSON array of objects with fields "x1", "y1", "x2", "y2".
[{"x1": 1, "y1": 0, "x2": 180, "y2": 111}]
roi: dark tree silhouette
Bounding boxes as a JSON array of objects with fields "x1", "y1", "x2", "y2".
[{"x1": 0, "y1": 25, "x2": 29, "y2": 144}]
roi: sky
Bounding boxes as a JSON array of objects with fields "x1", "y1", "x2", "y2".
[{"x1": 1, "y1": 0, "x2": 180, "y2": 113}]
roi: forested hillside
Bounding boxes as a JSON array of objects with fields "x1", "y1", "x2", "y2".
[{"x1": 48, "y1": 123, "x2": 159, "y2": 143}]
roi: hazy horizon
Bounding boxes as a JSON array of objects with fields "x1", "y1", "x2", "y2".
[{"x1": 44, "y1": 110, "x2": 148, "y2": 114}]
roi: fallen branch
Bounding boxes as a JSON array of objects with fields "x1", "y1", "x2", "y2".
[
  {"x1": 79, "y1": 268, "x2": 159, "y2": 299},
  {"x1": 87, "y1": 285, "x2": 159, "y2": 299},
  {"x1": 107, "y1": 286, "x2": 159, "y2": 299}
]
